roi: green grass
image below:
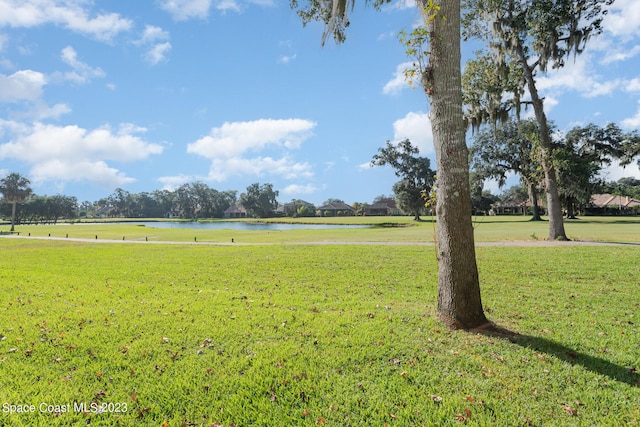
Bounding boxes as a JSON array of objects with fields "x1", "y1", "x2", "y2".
[
  {"x1": 2, "y1": 215, "x2": 640, "y2": 243},
  {"x1": 0, "y1": 236, "x2": 638, "y2": 426}
]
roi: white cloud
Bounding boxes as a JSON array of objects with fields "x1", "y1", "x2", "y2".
[
  {"x1": 157, "y1": 174, "x2": 196, "y2": 191},
  {"x1": 377, "y1": 31, "x2": 396, "y2": 41},
  {"x1": 0, "y1": 69, "x2": 46, "y2": 102},
  {"x1": 278, "y1": 54, "x2": 296, "y2": 64},
  {"x1": 159, "y1": 0, "x2": 213, "y2": 20},
  {"x1": 380, "y1": 0, "x2": 415, "y2": 11},
  {"x1": 247, "y1": 0, "x2": 274, "y2": 5},
  {"x1": 599, "y1": 159, "x2": 640, "y2": 182},
  {"x1": 382, "y1": 61, "x2": 413, "y2": 95},
  {"x1": 0, "y1": 0, "x2": 133, "y2": 41},
  {"x1": 206, "y1": 156, "x2": 313, "y2": 182},
  {"x1": 534, "y1": 53, "x2": 636, "y2": 100},
  {"x1": 603, "y1": 0, "x2": 640, "y2": 38},
  {"x1": 58, "y1": 46, "x2": 105, "y2": 84},
  {"x1": 188, "y1": 118, "x2": 315, "y2": 158},
  {"x1": 626, "y1": 78, "x2": 640, "y2": 93},
  {"x1": 282, "y1": 184, "x2": 318, "y2": 195},
  {"x1": 0, "y1": 121, "x2": 164, "y2": 187},
  {"x1": 138, "y1": 25, "x2": 170, "y2": 44},
  {"x1": 16, "y1": 101, "x2": 71, "y2": 121},
  {"x1": 621, "y1": 104, "x2": 640, "y2": 129},
  {"x1": 600, "y1": 44, "x2": 640, "y2": 65},
  {"x1": 135, "y1": 25, "x2": 172, "y2": 65},
  {"x1": 145, "y1": 42, "x2": 172, "y2": 65},
  {"x1": 216, "y1": 0, "x2": 241, "y2": 13},
  {"x1": 159, "y1": 0, "x2": 273, "y2": 20},
  {"x1": 187, "y1": 118, "x2": 316, "y2": 181},
  {"x1": 536, "y1": 55, "x2": 594, "y2": 94},
  {"x1": 391, "y1": 111, "x2": 433, "y2": 154}
]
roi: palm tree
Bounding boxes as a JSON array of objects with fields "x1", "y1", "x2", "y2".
[{"x1": 0, "y1": 173, "x2": 33, "y2": 232}]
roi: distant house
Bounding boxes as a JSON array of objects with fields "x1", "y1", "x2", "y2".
[
  {"x1": 491, "y1": 199, "x2": 528, "y2": 215},
  {"x1": 317, "y1": 202, "x2": 355, "y2": 217},
  {"x1": 586, "y1": 194, "x2": 640, "y2": 215},
  {"x1": 278, "y1": 200, "x2": 316, "y2": 216},
  {"x1": 364, "y1": 200, "x2": 400, "y2": 216},
  {"x1": 224, "y1": 204, "x2": 247, "y2": 218}
]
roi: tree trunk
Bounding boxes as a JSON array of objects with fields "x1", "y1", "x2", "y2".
[
  {"x1": 420, "y1": 0, "x2": 488, "y2": 329},
  {"x1": 567, "y1": 199, "x2": 577, "y2": 219},
  {"x1": 10, "y1": 201, "x2": 17, "y2": 232},
  {"x1": 514, "y1": 41, "x2": 567, "y2": 240},
  {"x1": 527, "y1": 181, "x2": 542, "y2": 221}
]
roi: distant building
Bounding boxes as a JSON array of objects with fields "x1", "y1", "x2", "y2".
[
  {"x1": 364, "y1": 200, "x2": 402, "y2": 216},
  {"x1": 491, "y1": 199, "x2": 528, "y2": 215},
  {"x1": 492, "y1": 199, "x2": 545, "y2": 215},
  {"x1": 278, "y1": 200, "x2": 316, "y2": 217},
  {"x1": 586, "y1": 194, "x2": 640, "y2": 215},
  {"x1": 224, "y1": 204, "x2": 247, "y2": 218},
  {"x1": 317, "y1": 202, "x2": 355, "y2": 217}
]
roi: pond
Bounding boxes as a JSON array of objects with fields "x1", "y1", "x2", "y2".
[{"x1": 129, "y1": 221, "x2": 370, "y2": 231}]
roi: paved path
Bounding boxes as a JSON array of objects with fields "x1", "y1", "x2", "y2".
[{"x1": 1, "y1": 234, "x2": 638, "y2": 247}]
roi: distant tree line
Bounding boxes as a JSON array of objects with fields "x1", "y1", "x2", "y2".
[{"x1": 1, "y1": 175, "x2": 412, "y2": 225}]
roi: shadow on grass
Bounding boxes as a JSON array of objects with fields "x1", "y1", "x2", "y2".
[
  {"x1": 476, "y1": 325, "x2": 639, "y2": 388},
  {"x1": 567, "y1": 218, "x2": 640, "y2": 225},
  {"x1": 593, "y1": 241, "x2": 640, "y2": 246}
]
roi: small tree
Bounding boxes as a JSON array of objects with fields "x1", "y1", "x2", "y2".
[
  {"x1": 0, "y1": 172, "x2": 33, "y2": 232},
  {"x1": 371, "y1": 139, "x2": 435, "y2": 220}
]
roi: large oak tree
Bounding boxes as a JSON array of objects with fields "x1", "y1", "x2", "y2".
[{"x1": 462, "y1": 0, "x2": 614, "y2": 240}]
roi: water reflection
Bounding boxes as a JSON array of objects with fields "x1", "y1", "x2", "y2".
[{"x1": 130, "y1": 221, "x2": 369, "y2": 231}]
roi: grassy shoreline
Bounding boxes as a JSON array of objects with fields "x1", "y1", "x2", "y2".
[{"x1": 2, "y1": 215, "x2": 640, "y2": 244}]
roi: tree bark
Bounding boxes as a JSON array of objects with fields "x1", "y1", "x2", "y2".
[
  {"x1": 420, "y1": 0, "x2": 488, "y2": 329},
  {"x1": 526, "y1": 181, "x2": 542, "y2": 221},
  {"x1": 514, "y1": 40, "x2": 567, "y2": 240},
  {"x1": 10, "y1": 201, "x2": 16, "y2": 232}
]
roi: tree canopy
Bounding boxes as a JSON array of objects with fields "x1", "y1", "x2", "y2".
[
  {"x1": 470, "y1": 118, "x2": 545, "y2": 220},
  {"x1": 240, "y1": 183, "x2": 279, "y2": 218},
  {"x1": 0, "y1": 172, "x2": 33, "y2": 231},
  {"x1": 371, "y1": 139, "x2": 435, "y2": 220},
  {"x1": 462, "y1": 0, "x2": 614, "y2": 240}
]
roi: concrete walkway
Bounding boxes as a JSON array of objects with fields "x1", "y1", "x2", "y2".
[{"x1": 1, "y1": 233, "x2": 638, "y2": 247}]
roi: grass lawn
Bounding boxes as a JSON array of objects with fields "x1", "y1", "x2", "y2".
[
  {"x1": 1, "y1": 215, "x2": 640, "y2": 243},
  {"x1": 0, "y1": 219, "x2": 638, "y2": 426}
]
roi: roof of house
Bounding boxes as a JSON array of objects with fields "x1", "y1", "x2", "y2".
[
  {"x1": 590, "y1": 194, "x2": 640, "y2": 208},
  {"x1": 282, "y1": 200, "x2": 315, "y2": 208},
  {"x1": 366, "y1": 202, "x2": 393, "y2": 210},
  {"x1": 318, "y1": 202, "x2": 354, "y2": 211}
]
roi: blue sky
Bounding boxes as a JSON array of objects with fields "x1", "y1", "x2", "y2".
[{"x1": 1, "y1": 0, "x2": 639, "y2": 206}]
